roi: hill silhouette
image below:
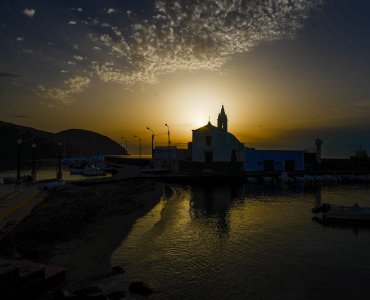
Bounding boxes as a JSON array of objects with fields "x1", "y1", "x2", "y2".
[
  {"x1": 56, "y1": 129, "x2": 126, "y2": 157},
  {"x1": 0, "y1": 121, "x2": 126, "y2": 169}
]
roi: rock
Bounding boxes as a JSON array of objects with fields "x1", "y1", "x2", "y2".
[
  {"x1": 108, "y1": 290, "x2": 126, "y2": 300},
  {"x1": 54, "y1": 289, "x2": 77, "y2": 299},
  {"x1": 128, "y1": 281, "x2": 154, "y2": 295},
  {"x1": 163, "y1": 185, "x2": 173, "y2": 197},
  {"x1": 112, "y1": 266, "x2": 124, "y2": 275},
  {"x1": 73, "y1": 286, "x2": 107, "y2": 299}
]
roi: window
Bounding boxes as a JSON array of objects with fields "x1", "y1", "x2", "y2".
[
  {"x1": 264, "y1": 160, "x2": 274, "y2": 171},
  {"x1": 206, "y1": 136, "x2": 212, "y2": 146},
  {"x1": 231, "y1": 150, "x2": 237, "y2": 162},
  {"x1": 205, "y1": 151, "x2": 213, "y2": 162},
  {"x1": 285, "y1": 160, "x2": 295, "y2": 171}
]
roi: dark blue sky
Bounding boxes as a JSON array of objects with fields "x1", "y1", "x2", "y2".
[{"x1": 1, "y1": 0, "x2": 370, "y2": 156}]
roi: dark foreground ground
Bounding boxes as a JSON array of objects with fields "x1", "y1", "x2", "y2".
[{"x1": 0, "y1": 179, "x2": 164, "y2": 298}]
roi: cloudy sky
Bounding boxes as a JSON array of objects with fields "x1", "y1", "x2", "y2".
[{"x1": 1, "y1": 0, "x2": 370, "y2": 156}]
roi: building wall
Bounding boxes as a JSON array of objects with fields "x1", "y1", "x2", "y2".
[
  {"x1": 192, "y1": 124, "x2": 244, "y2": 163},
  {"x1": 153, "y1": 146, "x2": 177, "y2": 160},
  {"x1": 244, "y1": 149, "x2": 304, "y2": 171}
]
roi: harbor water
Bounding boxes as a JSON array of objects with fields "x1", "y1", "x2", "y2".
[{"x1": 111, "y1": 183, "x2": 370, "y2": 299}]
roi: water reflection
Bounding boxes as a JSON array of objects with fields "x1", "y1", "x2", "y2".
[
  {"x1": 111, "y1": 183, "x2": 370, "y2": 299},
  {"x1": 189, "y1": 184, "x2": 245, "y2": 239}
]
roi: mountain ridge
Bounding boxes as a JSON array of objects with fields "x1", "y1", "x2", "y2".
[{"x1": 0, "y1": 121, "x2": 127, "y2": 169}]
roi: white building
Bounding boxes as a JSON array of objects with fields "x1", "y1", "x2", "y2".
[
  {"x1": 192, "y1": 106, "x2": 245, "y2": 163},
  {"x1": 244, "y1": 148, "x2": 304, "y2": 172},
  {"x1": 191, "y1": 105, "x2": 304, "y2": 172}
]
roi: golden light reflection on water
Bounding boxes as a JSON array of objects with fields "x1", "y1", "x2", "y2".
[{"x1": 110, "y1": 184, "x2": 370, "y2": 299}]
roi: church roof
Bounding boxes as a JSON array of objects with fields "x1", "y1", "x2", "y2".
[{"x1": 192, "y1": 121, "x2": 218, "y2": 132}]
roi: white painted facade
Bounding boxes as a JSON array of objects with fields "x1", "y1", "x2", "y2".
[
  {"x1": 187, "y1": 105, "x2": 305, "y2": 172},
  {"x1": 192, "y1": 106, "x2": 244, "y2": 163}
]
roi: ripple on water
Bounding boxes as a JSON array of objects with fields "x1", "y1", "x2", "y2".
[{"x1": 111, "y1": 184, "x2": 370, "y2": 299}]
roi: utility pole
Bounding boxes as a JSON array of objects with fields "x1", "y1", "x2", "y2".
[
  {"x1": 133, "y1": 135, "x2": 141, "y2": 159},
  {"x1": 146, "y1": 127, "x2": 154, "y2": 159},
  {"x1": 57, "y1": 141, "x2": 63, "y2": 181},
  {"x1": 31, "y1": 142, "x2": 37, "y2": 181},
  {"x1": 165, "y1": 124, "x2": 170, "y2": 160},
  {"x1": 17, "y1": 137, "x2": 22, "y2": 180},
  {"x1": 121, "y1": 137, "x2": 128, "y2": 156}
]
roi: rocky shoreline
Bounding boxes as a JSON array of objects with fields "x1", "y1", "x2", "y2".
[{"x1": 0, "y1": 178, "x2": 164, "y2": 298}]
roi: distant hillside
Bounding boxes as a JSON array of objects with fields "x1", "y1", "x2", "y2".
[
  {"x1": 56, "y1": 129, "x2": 125, "y2": 157},
  {"x1": 0, "y1": 121, "x2": 126, "y2": 169}
]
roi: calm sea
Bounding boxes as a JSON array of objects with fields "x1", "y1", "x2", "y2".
[{"x1": 111, "y1": 183, "x2": 370, "y2": 299}]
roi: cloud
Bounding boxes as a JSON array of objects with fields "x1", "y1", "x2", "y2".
[
  {"x1": 106, "y1": 8, "x2": 117, "y2": 14},
  {"x1": 65, "y1": 76, "x2": 90, "y2": 93},
  {"x1": 22, "y1": 49, "x2": 34, "y2": 54},
  {"x1": 35, "y1": 76, "x2": 91, "y2": 104},
  {"x1": 73, "y1": 55, "x2": 84, "y2": 61},
  {"x1": 0, "y1": 72, "x2": 20, "y2": 77},
  {"x1": 16, "y1": 37, "x2": 24, "y2": 42},
  {"x1": 36, "y1": 0, "x2": 322, "y2": 102},
  {"x1": 68, "y1": 20, "x2": 77, "y2": 25},
  {"x1": 89, "y1": 0, "x2": 322, "y2": 86},
  {"x1": 23, "y1": 8, "x2": 35, "y2": 18}
]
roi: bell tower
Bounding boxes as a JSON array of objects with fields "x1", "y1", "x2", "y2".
[{"x1": 217, "y1": 105, "x2": 228, "y2": 132}]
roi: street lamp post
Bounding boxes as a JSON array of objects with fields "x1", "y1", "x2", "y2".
[
  {"x1": 57, "y1": 141, "x2": 62, "y2": 181},
  {"x1": 121, "y1": 137, "x2": 128, "y2": 156},
  {"x1": 17, "y1": 137, "x2": 22, "y2": 180},
  {"x1": 146, "y1": 127, "x2": 154, "y2": 159},
  {"x1": 133, "y1": 135, "x2": 141, "y2": 159},
  {"x1": 31, "y1": 142, "x2": 37, "y2": 181},
  {"x1": 165, "y1": 124, "x2": 170, "y2": 160}
]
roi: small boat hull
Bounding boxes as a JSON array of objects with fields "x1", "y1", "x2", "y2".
[
  {"x1": 313, "y1": 203, "x2": 370, "y2": 223},
  {"x1": 82, "y1": 166, "x2": 106, "y2": 176}
]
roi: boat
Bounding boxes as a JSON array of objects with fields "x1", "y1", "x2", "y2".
[
  {"x1": 141, "y1": 167, "x2": 169, "y2": 174},
  {"x1": 62, "y1": 156, "x2": 89, "y2": 168},
  {"x1": 313, "y1": 203, "x2": 370, "y2": 222},
  {"x1": 89, "y1": 154, "x2": 106, "y2": 169},
  {"x1": 263, "y1": 176, "x2": 273, "y2": 183},
  {"x1": 303, "y1": 175, "x2": 315, "y2": 182},
  {"x1": 82, "y1": 165, "x2": 106, "y2": 176},
  {"x1": 3, "y1": 175, "x2": 32, "y2": 184},
  {"x1": 3, "y1": 176, "x2": 16, "y2": 184},
  {"x1": 294, "y1": 176, "x2": 305, "y2": 182},
  {"x1": 279, "y1": 172, "x2": 294, "y2": 183},
  {"x1": 246, "y1": 177, "x2": 258, "y2": 183},
  {"x1": 43, "y1": 181, "x2": 65, "y2": 191},
  {"x1": 69, "y1": 168, "x2": 83, "y2": 175}
]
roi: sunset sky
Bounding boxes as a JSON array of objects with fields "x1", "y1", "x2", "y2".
[{"x1": 1, "y1": 0, "x2": 370, "y2": 156}]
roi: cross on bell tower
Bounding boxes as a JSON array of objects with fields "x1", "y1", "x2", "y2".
[{"x1": 217, "y1": 105, "x2": 228, "y2": 132}]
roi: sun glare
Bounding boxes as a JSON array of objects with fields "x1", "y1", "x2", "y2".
[{"x1": 165, "y1": 81, "x2": 226, "y2": 128}]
